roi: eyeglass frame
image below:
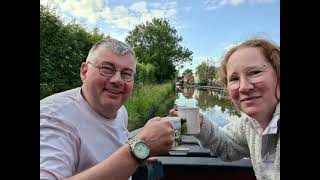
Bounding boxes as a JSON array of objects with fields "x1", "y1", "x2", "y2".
[
  {"x1": 86, "y1": 61, "x2": 135, "y2": 82},
  {"x1": 227, "y1": 65, "x2": 268, "y2": 91}
]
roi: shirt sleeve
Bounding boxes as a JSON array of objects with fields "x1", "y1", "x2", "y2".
[
  {"x1": 195, "y1": 116, "x2": 250, "y2": 161},
  {"x1": 40, "y1": 117, "x2": 80, "y2": 180}
]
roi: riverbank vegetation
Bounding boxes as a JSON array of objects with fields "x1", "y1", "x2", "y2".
[{"x1": 125, "y1": 82, "x2": 177, "y2": 131}]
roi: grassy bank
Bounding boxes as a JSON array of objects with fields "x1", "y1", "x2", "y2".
[{"x1": 125, "y1": 82, "x2": 177, "y2": 131}]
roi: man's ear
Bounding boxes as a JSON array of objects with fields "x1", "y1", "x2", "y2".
[{"x1": 80, "y1": 62, "x2": 88, "y2": 82}]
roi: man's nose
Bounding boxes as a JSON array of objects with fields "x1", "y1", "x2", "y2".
[{"x1": 109, "y1": 71, "x2": 123, "y2": 84}]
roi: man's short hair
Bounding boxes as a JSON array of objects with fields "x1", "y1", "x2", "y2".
[{"x1": 86, "y1": 37, "x2": 137, "y2": 66}]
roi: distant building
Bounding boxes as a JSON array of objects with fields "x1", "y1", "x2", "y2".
[
  {"x1": 176, "y1": 76, "x2": 184, "y2": 82},
  {"x1": 176, "y1": 76, "x2": 184, "y2": 85},
  {"x1": 184, "y1": 73, "x2": 194, "y2": 84}
]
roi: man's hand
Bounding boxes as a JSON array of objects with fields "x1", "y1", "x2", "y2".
[{"x1": 135, "y1": 117, "x2": 174, "y2": 156}]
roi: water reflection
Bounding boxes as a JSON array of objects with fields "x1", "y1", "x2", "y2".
[{"x1": 174, "y1": 87, "x2": 241, "y2": 127}]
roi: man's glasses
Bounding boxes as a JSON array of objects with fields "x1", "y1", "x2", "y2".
[
  {"x1": 87, "y1": 61, "x2": 135, "y2": 82},
  {"x1": 227, "y1": 66, "x2": 267, "y2": 91}
]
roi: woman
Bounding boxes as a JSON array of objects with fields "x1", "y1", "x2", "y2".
[{"x1": 171, "y1": 38, "x2": 280, "y2": 180}]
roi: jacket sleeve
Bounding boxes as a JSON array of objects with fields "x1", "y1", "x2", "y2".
[{"x1": 195, "y1": 115, "x2": 250, "y2": 161}]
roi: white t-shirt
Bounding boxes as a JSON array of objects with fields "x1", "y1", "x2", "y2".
[{"x1": 40, "y1": 87, "x2": 129, "y2": 179}]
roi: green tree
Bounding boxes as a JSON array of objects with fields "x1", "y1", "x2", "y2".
[
  {"x1": 40, "y1": 5, "x2": 105, "y2": 99},
  {"x1": 125, "y1": 18, "x2": 193, "y2": 83},
  {"x1": 195, "y1": 61, "x2": 216, "y2": 85},
  {"x1": 182, "y1": 69, "x2": 193, "y2": 76},
  {"x1": 135, "y1": 63, "x2": 156, "y2": 84}
]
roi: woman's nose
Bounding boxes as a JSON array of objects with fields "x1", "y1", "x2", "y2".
[{"x1": 239, "y1": 78, "x2": 254, "y2": 93}]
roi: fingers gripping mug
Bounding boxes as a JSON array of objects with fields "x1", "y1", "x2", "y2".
[{"x1": 161, "y1": 116, "x2": 182, "y2": 148}]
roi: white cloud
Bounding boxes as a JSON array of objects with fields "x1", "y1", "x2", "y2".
[
  {"x1": 220, "y1": 0, "x2": 245, "y2": 6},
  {"x1": 203, "y1": 0, "x2": 276, "y2": 10},
  {"x1": 129, "y1": 1, "x2": 147, "y2": 14},
  {"x1": 99, "y1": 5, "x2": 139, "y2": 30},
  {"x1": 99, "y1": 7, "x2": 113, "y2": 21},
  {"x1": 163, "y1": 1, "x2": 178, "y2": 9},
  {"x1": 203, "y1": 0, "x2": 222, "y2": 10},
  {"x1": 41, "y1": 0, "x2": 178, "y2": 31},
  {"x1": 175, "y1": 24, "x2": 188, "y2": 30},
  {"x1": 40, "y1": 0, "x2": 64, "y2": 7},
  {"x1": 150, "y1": 9, "x2": 165, "y2": 18},
  {"x1": 113, "y1": 6, "x2": 129, "y2": 19},
  {"x1": 61, "y1": 0, "x2": 104, "y2": 23},
  {"x1": 165, "y1": 9, "x2": 177, "y2": 17},
  {"x1": 113, "y1": 16, "x2": 139, "y2": 30},
  {"x1": 149, "y1": 2, "x2": 161, "y2": 9},
  {"x1": 109, "y1": 31, "x2": 128, "y2": 42},
  {"x1": 139, "y1": 13, "x2": 156, "y2": 23}
]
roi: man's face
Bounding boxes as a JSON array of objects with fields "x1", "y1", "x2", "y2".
[{"x1": 80, "y1": 46, "x2": 135, "y2": 118}]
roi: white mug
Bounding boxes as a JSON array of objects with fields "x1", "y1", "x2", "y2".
[{"x1": 177, "y1": 106, "x2": 200, "y2": 135}]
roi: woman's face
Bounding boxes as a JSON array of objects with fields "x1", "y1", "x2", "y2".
[{"x1": 226, "y1": 47, "x2": 279, "y2": 121}]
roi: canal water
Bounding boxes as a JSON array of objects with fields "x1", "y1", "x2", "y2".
[{"x1": 174, "y1": 86, "x2": 241, "y2": 127}]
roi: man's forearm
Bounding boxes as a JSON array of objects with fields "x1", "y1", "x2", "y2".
[{"x1": 66, "y1": 144, "x2": 139, "y2": 180}]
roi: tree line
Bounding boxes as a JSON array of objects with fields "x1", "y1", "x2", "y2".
[
  {"x1": 40, "y1": 5, "x2": 105, "y2": 98},
  {"x1": 182, "y1": 60, "x2": 221, "y2": 86}
]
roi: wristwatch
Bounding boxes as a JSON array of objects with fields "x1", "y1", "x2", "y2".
[{"x1": 127, "y1": 137, "x2": 150, "y2": 164}]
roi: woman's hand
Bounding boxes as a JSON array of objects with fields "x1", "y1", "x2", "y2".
[
  {"x1": 199, "y1": 113, "x2": 204, "y2": 127},
  {"x1": 169, "y1": 108, "x2": 178, "y2": 116},
  {"x1": 168, "y1": 107, "x2": 204, "y2": 128}
]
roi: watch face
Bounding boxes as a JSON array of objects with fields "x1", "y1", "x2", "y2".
[{"x1": 133, "y1": 141, "x2": 150, "y2": 159}]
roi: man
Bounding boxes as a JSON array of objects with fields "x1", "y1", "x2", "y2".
[{"x1": 40, "y1": 38, "x2": 174, "y2": 180}]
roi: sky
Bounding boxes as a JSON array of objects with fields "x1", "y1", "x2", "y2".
[{"x1": 40, "y1": 0, "x2": 280, "y2": 74}]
